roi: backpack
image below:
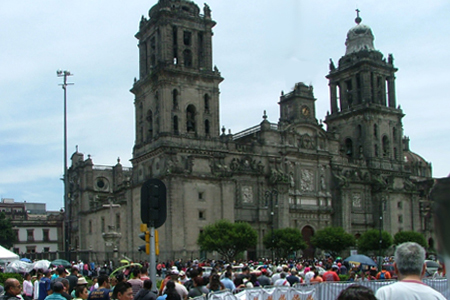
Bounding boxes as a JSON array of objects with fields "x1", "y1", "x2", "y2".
[{"x1": 379, "y1": 271, "x2": 386, "y2": 280}]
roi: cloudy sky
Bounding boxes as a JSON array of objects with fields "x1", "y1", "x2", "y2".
[{"x1": 0, "y1": 0, "x2": 448, "y2": 211}]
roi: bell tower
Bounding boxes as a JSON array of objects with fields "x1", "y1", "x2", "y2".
[
  {"x1": 131, "y1": 0, "x2": 223, "y2": 158},
  {"x1": 324, "y1": 11, "x2": 404, "y2": 163}
]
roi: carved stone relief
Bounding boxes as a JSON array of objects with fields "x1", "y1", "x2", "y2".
[
  {"x1": 241, "y1": 185, "x2": 253, "y2": 204},
  {"x1": 352, "y1": 193, "x2": 362, "y2": 208},
  {"x1": 300, "y1": 169, "x2": 314, "y2": 192}
]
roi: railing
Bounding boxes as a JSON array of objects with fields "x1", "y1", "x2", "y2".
[
  {"x1": 93, "y1": 165, "x2": 132, "y2": 171},
  {"x1": 194, "y1": 280, "x2": 449, "y2": 300},
  {"x1": 233, "y1": 123, "x2": 278, "y2": 140}
]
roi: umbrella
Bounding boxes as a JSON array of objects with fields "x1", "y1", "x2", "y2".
[
  {"x1": 33, "y1": 260, "x2": 51, "y2": 272},
  {"x1": 51, "y1": 259, "x2": 72, "y2": 267},
  {"x1": 20, "y1": 258, "x2": 32, "y2": 263},
  {"x1": 110, "y1": 263, "x2": 142, "y2": 277},
  {"x1": 343, "y1": 254, "x2": 377, "y2": 267}
]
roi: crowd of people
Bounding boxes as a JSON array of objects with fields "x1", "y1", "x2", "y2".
[{"x1": 0, "y1": 242, "x2": 447, "y2": 300}]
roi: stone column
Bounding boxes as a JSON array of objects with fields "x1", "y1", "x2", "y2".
[
  {"x1": 381, "y1": 77, "x2": 387, "y2": 106},
  {"x1": 329, "y1": 83, "x2": 338, "y2": 113},
  {"x1": 339, "y1": 81, "x2": 348, "y2": 111},
  {"x1": 361, "y1": 71, "x2": 372, "y2": 103},
  {"x1": 387, "y1": 77, "x2": 397, "y2": 108}
]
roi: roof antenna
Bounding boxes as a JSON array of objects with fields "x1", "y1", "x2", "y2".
[{"x1": 355, "y1": 8, "x2": 362, "y2": 24}]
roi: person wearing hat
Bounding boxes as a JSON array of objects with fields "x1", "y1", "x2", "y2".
[
  {"x1": 44, "y1": 282, "x2": 66, "y2": 300},
  {"x1": 257, "y1": 269, "x2": 271, "y2": 287},
  {"x1": 70, "y1": 278, "x2": 88, "y2": 299},
  {"x1": 161, "y1": 271, "x2": 187, "y2": 300},
  {"x1": 178, "y1": 272, "x2": 187, "y2": 285},
  {"x1": 304, "y1": 267, "x2": 314, "y2": 284}
]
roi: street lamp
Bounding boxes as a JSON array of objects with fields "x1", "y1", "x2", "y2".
[
  {"x1": 57, "y1": 70, "x2": 73, "y2": 260},
  {"x1": 265, "y1": 189, "x2": 278, "y2": 263}
]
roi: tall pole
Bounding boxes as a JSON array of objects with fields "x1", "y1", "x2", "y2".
[
  {"x1": 265, "y1": 189, "x2": 278, "y2": 264},
  {"x1": 149, "y1": 225, "x2": 157, "y2": 293},
  {"x1": 57, "y1": 70, "x2": 73, "y2": 260}
]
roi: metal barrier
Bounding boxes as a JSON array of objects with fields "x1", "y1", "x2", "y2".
[{"x1": 196, "y1": 279, "x2": 449, "y2": 300}]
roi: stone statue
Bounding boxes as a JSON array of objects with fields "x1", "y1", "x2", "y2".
[
  {"x1": 329, "y1": 58, "x2": 336, "y2": 71},
  {"x1": 203, "y1": 3, "x2": 211, "y2": 18}
]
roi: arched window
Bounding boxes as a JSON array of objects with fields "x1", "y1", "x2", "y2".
[
  {"x1": 183, "y1": 49, "x2": 192, "y2": 67},
  {"x1": 173, "y1": 115, "x2": 179, "y2": 134},
  {"x1": 374, "y1": 144, "x2": 379, "y2": 157},
  {"x1": 205, "y1": 119, "x2": 210, "y2": 135},
  {"x1": 382, "y1": 136, "x2": 390, "y2": 157},
  {"x1": 345, "y1": 138, "x2": 353, "y2": 157},
  {"x1": 204, "y1": 94, "x2": 210, "y2": 112},
  {"x1": 173, "y1": 89, "x2": 178, "y2": 109},
  {"x1": 373, "y1": 124, "x2": 378, "y2": 138},
  {"x1": 146, "y1": 110, "x2": 153, "y2": 139},
  {"x1": 186, "y1": 105, "x2": 196, "y2": 132}
]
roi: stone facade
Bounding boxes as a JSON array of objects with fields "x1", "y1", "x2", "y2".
[{"x1": 67, "y1": 1, "x2": 434, "y2": 261}]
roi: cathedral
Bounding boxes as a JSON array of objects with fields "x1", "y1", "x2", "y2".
[{"x1": 67, "y1": 0, "x2": 434, "y2": 261}]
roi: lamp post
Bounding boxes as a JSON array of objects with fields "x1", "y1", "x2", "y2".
[
  {"x1": 378, "y1": 195, "x2": 386, "y2": 269},
  {"x1": 57, "y1": 70, "x2": 73, "y2": 260},
  {"x1": 265, "y1": 189, "x2": 278, "y2": 263}
]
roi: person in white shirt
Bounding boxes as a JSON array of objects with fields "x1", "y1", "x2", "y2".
[
  {"x1": 375, "y1": 242, "x2": 446, "y2": 300},
  {"x1": 33, "y1": 273, "x2": 42, "y2": 300},
  {"x1": 23, "y1": 273, "x2": 33, "y2": 300}
]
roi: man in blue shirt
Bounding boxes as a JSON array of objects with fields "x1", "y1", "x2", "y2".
[
  {"x1": 38, "y1": 271, "x2": 52, "y2": 300},
  {"x1": 87, "y1": 275, "x2": 111, "y2": 300},
  {"x1": 220, "y1": 271, "x2": 235, "y2": 292},
  {"x1": 44, "y1": 282, "x2": 66, "y2": 300}
]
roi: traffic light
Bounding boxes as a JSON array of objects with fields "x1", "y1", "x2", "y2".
[
  {"x1": 141, "y1": 179, "x2": 167, "y2": 228},
  {"x1": 138, "y1": 224, "x2": 150, "y2": 255}
]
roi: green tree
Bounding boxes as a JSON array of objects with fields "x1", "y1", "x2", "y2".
[
  {"x1": 263, "y1": 227, "x2": 307, "y2": 258},
  {"x1": 357, "y1": 229, "x2": 393, "y2": 254},
  {"x1": 0, "y1": 212, "x2": 15, "y2": 248},
  {"x1": 393, "y1": 231, "x2": 427, "y2": 248},
  {"x1": 310, "y1": 227, "x2": 355, "y2": 257},
  {"x1": 197, "y1": 219, "x2": 257, "y2": 261}
]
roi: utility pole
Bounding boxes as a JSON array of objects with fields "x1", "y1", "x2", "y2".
[{"x1": 57, "y1": 70, "x2": 73, "y2": 260}]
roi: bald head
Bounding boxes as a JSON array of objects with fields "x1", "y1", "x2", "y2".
[{"x1": 4, "y1": 278, "x2": 21, "y2": 296}]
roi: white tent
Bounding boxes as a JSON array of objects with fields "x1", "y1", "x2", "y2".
[{"x1": 0, "y1": 245, "x2": 19, "y2": 263}]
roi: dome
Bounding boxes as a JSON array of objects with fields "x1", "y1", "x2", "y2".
[
  {"x1": 403, "y1": 150, "x2": 432, "y2": 178},
  {"x1": 345, "y1": 14, "x2": 376, "y2": 55}
]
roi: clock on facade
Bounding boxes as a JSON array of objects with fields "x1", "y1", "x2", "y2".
[{"x1": 301, "y1": 106, "x2": 310, "y2": 117}]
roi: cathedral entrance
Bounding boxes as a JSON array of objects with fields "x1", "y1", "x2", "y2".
[{"x1": 301, "y1": 226, "x2": 315, "y2": 258}]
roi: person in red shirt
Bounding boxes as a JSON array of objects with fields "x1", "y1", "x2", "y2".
[{"x1": 322, "y1": 266, "x2": 340, "y2": 281}]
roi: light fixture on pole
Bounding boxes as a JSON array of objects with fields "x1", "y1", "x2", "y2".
[{"x1": 57, "y1": 69, "x2": 73, "y2": 260}]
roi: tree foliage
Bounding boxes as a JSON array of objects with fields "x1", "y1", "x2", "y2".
[
  {"x1": 310, "y1": 227, "x2": 355, "y2": 257},
  {"x1": 357, "y1": 229, "x2": 393, "y2": 254},
  {"x1": 393, "y1": 231, "x2": 427, "y2": 248},
  {"x1": 263, "y1": 227, "x2": 307, "y2": 258},
  {"x1": 0, "y1": 212, "x2": 16, "y2": 249},
  {"x1": 197, "y1": 219, "x2": 257, "y2": 261}
]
